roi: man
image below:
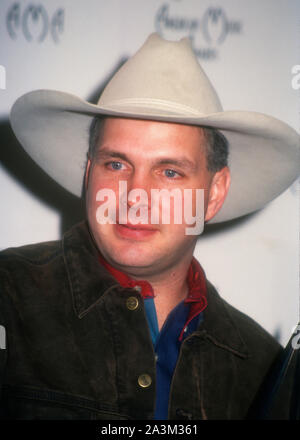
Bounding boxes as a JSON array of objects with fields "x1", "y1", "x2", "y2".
[{"x1": 0, "y1": 33, "x2": 299, "y2": 420}]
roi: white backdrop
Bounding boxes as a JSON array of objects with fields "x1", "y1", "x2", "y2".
[{"x1": 0, "y1": 0, "x2": 299, "y2": 345}]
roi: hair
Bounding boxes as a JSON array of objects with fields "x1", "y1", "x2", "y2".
[{"x1": 88, "y1": 116, "x2": 229, "y2": 173}]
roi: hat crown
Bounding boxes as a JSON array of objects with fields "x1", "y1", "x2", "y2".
[{"x1": 98, "y1": 33, "x2": 223, "y2": 116}]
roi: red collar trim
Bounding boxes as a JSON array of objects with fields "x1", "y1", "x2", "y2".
[
  {"x1": 180, "y1": 258, "x2": 207, "y2": 340},
  {"x1": 98, "y1": 253, "x2": 155, "y2": 298},
  {"x1": 98, "y1": 253, "x2": 207, "y2": 340}
]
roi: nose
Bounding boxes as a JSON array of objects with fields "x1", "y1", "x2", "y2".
[{"x1": 125, "y1": 170, "x2": 152, "y2": 208}]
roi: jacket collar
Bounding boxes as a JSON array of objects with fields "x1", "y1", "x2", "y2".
[
  {"x1": 197, "y1": 280, "x2": 249, "y2": 358},
  {"x1": 63, "y1": 221, "x2": 249, "y2": 357},
  {"x1": 63, "y1": 221, "x2": 120, "y2": 319}
]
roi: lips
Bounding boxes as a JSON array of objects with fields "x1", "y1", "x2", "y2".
[{"x1": 115, "y1": 222, "x2": 158, "y2": 240}]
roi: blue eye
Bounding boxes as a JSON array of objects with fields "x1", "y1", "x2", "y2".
[
  {"x1": 110, "y1": 161, "x2": 123, "y2": 170},
  {"x1": 164, "y1": 169, "x2": 179, "y2": 178}
]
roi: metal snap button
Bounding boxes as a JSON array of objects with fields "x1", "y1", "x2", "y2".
[
  {"x1": 126, "y1": 296, "x2": 139, "y2": 310},
  {"x1": 133, "y1": 285, "x2": 142, "y2": 293},
  {"x1": 138, "y1": 374, "x2": 152, "y2": 388}
]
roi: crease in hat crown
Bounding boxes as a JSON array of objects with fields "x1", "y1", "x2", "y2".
[{"x1": 98, "y1": 33, "x2": 223, "y2": 116}]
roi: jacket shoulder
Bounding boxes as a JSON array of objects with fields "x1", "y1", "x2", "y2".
[
  {"x1": 0, "y1": 239, "x2": 63, "y2": 268},
  {"x1": 204, "y1": 280, "x2": 281, "y2": 359},
  {"x1": 0, "y1": 239, "x2": 65, "y2": 328},
  {"x1": 224, "y1": 296, "x2": 280, "y2": 350}
]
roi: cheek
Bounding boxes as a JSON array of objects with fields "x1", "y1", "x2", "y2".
[
  {"x1": 88, "y1": 171, "x2": 119, "y2": 201},
  {"x1": 181, "y1": 184, "x2": 210, "y2": 219},
  {"x1": 86, "y1": 172, "x2": 119, "y2": 221},
  {"x1": 195, "y1": 174, "x2": 214, "y2": 210},
  {"x1": 202, "y1": 188, "x2": 211, "y2": 213}
]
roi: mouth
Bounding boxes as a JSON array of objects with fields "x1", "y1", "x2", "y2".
[{"x1": 115, "y1": 222, "x2": 158, "y2": 240}]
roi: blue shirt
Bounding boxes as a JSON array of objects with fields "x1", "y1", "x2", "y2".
[{"x1": 144, "y1": 297, "x2": 203, "y2": 419}]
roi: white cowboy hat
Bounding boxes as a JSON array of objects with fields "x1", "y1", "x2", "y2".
[{"x1": 10, "y1": 33, "x2": 300, "y2": 223}]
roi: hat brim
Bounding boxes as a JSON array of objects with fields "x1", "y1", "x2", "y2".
[{"x1": 10, "y1": 89, "x2": 300, "y2": 223}]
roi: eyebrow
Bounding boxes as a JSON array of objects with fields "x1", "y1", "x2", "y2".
[
  {"x1": 95, "y1": 148, "x2": 197, "y2": 172},
  {"x1": 95, "y1": 149, "x2": 129, "y2": 162},
  {"x1": 156, "y1": 158, "x2": 197, "y2": 172}
]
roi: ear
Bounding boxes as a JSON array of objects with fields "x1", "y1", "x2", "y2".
[
  {"x1": 205, "y1": 166, "x2": 231, "y2": 222},
  {"x1": 85, "y1": 157, "x2": 92, "y2": 190}
]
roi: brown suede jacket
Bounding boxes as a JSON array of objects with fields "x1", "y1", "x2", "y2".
[{"x1": 0, "y1": 221, "x2": 283, "y2": 419}]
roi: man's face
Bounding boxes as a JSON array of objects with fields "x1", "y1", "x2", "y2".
[{"x1": 86, "y1": 117, "x2": 229, "y2": 278}]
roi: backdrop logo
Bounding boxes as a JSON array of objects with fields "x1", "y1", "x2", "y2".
[
  {"x1": 0, "y1": 65, "x2": 6, "y2": 90},
  {"x1": 155, "y1": 4, "x2": 242, "y2": 59},
  {"x1": 6, "y1": 3, "x2": 64, "y2": 43}
]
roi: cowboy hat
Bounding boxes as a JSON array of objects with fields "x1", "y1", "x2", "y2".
[{"x1": 10, "y1": 33, "x2": 300, "y2": 223}]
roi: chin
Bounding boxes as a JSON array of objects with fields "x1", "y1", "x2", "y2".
[{"x1": 107, "y1": 245, "x2": 159, "y2": 270}]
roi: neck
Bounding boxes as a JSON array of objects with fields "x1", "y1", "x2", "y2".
[
  {"x1": 131, "y1": 255, "x2": 193, "y2": 330},
  {"x1": 152, "y1": 271, "x2": 189, "y2": 331}
]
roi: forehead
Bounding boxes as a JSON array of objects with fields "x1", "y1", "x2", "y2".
[{"x1": 97, "y1": 117, "x2": 208, "y2": 163}]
